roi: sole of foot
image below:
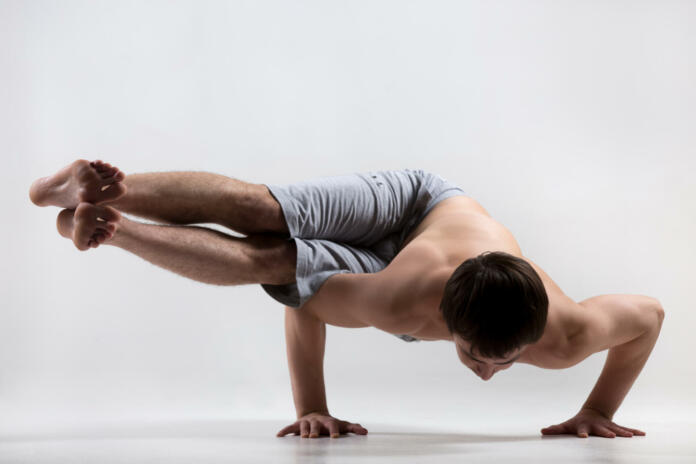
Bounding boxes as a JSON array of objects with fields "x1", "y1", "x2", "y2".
[
  {"x1": 29, "y1": 159, "x2": 127, "y2": 209},
  {"x1": 57, "y1": 203, "x2": 122, "y2": 251}
]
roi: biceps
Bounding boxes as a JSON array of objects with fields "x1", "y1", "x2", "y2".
[{"x1": 577, "y1": 294, "x2": 662, "y2": 353}]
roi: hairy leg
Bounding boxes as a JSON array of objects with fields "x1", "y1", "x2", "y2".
[
  {"x1": 30, "y1": 159, "x2": 289, "y2": 236},
  {"x1": 57, "y1": 204, "x2": 296, "y2": 286},
  {"x1": 103, "y1": 171, "x2": 288, "y2": 236}
]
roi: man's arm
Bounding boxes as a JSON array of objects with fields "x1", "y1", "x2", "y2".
[
  {"x1": 574, "y1": 294, "x2": 665, "y2": 420},
  {"x1": 303, "y1": 242, "x2": 445, "y2": 333},
  {"x1": 540, "y1": 294, "x2": 664, "y2": 438},
  {"x1": 284, "y1": 304, "x2": 329, "y2": 418},
  {"x1": 276, "y1": 305, "x2": 368, "y2": 438}
]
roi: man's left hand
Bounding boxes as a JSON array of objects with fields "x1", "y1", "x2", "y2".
[{"x1": 541, "y1": 407, "x2": 646, "y2": 438}]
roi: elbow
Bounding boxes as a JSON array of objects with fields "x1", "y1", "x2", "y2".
[
  {"x1": 656, "y1": 305, "x2": 665, "y2": 325},
  {"x1": 649, "y1": 299, "x2": 665, "y2": 335},
  {"x1": 642, "y1": 296, "x2": 665, "y2": 325},
  {"x1": 637, "y1": 296, "x2": 665, "y2": 337},
  {"x1": 650, "y1": 297, "x2": 665, "y2": 322}
]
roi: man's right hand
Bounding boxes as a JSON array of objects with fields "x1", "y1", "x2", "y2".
[{"x1": 276, "y1": 411, "x2": 368, "y2": 438}]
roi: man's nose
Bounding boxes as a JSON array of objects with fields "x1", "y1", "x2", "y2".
[{"x1": 479, "y1": 366, "x2": 495, "y2": 380}]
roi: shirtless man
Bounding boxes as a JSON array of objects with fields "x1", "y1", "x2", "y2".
[{"x1": 29, "y1": 159, "x2": 664, "y2": 440}]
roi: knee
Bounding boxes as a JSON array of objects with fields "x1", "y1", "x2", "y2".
[
  {"x1": 246, "y1": 234, "x2": 297, "y2": 285},
  {"x1": 234, "y1": 184, "x2": 289, "y2": 236}
]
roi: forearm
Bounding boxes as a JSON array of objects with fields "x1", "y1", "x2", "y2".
[
  {"x1": 581, "y1": 310, "x2": 664, "y2": 420},
  {"x1": 284, "y1": 306, "x2": 329, "y2": 418}
]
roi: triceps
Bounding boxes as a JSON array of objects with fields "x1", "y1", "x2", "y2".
[{"x1": 573, "y1": 294, "x2": 664, "y2": 359}]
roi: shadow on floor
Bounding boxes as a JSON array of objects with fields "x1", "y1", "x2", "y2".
[{"x1": 0, "y1": 419, "x2": 543, "y2": 459}]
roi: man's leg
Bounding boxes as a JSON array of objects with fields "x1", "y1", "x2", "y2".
[
  {"x1": 103, "y1": 170, "x2": 288, "y2": 236},
  {"x1": 56, "y1": 203, "x2": 296, "y2": 286},
  {"x1": 30, "y1": 159, "x2": 289, "y2": 237}
]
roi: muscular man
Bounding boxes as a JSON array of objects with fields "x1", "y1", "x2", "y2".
[{"x1": 29, "y1": 159, "x2": 664, "y2": 440}]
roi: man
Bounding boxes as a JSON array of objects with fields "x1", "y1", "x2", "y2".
[{"x1": 29, "y1": 159, "x2": 664, "y2": 440}]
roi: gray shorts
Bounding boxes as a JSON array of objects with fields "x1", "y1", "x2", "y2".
[{"x1": 260, "y1": 169, "x2": 467, "y2": 341}]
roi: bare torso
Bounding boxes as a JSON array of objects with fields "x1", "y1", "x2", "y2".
[{"x1": 306, "y1": 195, "x2": 586, "y2": 369}]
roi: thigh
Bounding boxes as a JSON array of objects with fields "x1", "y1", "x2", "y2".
[{"x1": 262, "y1": 169, "x2": 432, "y2": 248}]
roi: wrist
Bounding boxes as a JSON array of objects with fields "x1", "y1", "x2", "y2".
[
  {"x1": 297, "y1": 409, "x2": 330, "y2": 419},
  {"x1": 580, "y1": 405, "x2": 612, "y2": 420}
]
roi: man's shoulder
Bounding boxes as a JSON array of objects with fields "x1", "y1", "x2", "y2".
[
  {"x1": 384, "y1": 241, "x2": 450, "y2": 304},
  {"x1": 519, "y1": 295, "x2": 588, "y2": 369}
]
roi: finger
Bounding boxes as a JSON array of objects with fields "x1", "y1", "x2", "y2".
[
  {"x1": 300, "y1": 420, "x2": 309, "y2": 438},
  {"x1": 277, "y1": 424, "x2": 297, "y2": 437},
  {"x1": 309, "y1": 420, "x2": 321, "y2": 438},
  {"x1": 350, "y1": 423, "x2": 368, "y2": 435},
  {"x1": 608, "y1": 424, "x2": 633, "y2": 437},
  {"x1": 328, "y1": 421, "x2": 340, "y2": 438},
  {"x1": 593, "y1": 426, "x2": 616, "y2": 438},
  {"x1": 576, "y1": 424, "x2": 590, "y2": 438},
  {"x1": 621, "y1": 426, "x2": 646, "y2": 436},
  {"x1": 541, "y1": 424, "x2": 565, "y2": 435}
]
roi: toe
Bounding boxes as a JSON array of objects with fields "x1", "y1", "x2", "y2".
[
  {"x1": 102, "y1": 205, "x2": 121, "y2": 222},
  {"x1": 99, "y1": 170, "x2": 125, "y2": 184},
  {"x1": 99, "y1": 168, "x2": 117, "y2": 179},
  {"x1": 95, "y1": 227, "x2": 113, "y2": 239},
  {"x1": 92, "y1": 161, "x2": 111, "y2": 173},
  {"x1": 101, "y1": 170, "x2": 123, "y2": 185},
  {"x1": 101, "y1": 222, "x2": 116, "y2": 232},
  {"x1": 97, "y1": 182, "x2": 127, "y2": 205}
]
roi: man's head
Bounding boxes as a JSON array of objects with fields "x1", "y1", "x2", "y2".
[{"x1": 439, "y1": 250, "x2": 549, "y2": 380}]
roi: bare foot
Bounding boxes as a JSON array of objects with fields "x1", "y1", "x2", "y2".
[
  {"x1": 30, "y1": 159, "x2": 127, "y2": 208},
  {"x1": 57, "y1": 203, "x2": 122, "y2": 251}
]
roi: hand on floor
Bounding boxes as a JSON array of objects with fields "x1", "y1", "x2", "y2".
[
  {"x1": 276, "y1": 411, "x2": 368, "y2": 439},
  {"x1": 541, "y1": 407, "x2": 646, "y2": 438}
]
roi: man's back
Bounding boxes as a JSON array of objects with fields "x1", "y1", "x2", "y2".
[{"x1": 302, "y1": 195, "x2": 585, "y2": 368}]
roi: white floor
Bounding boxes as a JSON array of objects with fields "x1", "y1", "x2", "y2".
[{"x1": 1, "y1": 420, "x2": 694, "y2": 464}]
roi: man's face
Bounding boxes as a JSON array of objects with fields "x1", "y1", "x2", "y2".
[{"x1": 453, "y1": 333, "x2": 527, "y2": 381}]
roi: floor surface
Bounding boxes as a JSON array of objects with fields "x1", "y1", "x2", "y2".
[{"x1": 1, "y1": 419, "x2": 694, "y2": 463}]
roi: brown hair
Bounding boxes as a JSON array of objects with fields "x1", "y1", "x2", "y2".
[{"x1": 439, "y1": 250, "x2": 548, "y2": 359}]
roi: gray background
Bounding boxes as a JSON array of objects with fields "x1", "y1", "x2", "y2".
[{"x1": 2, "y1": 0, "x2": 694, "y2": 434}]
